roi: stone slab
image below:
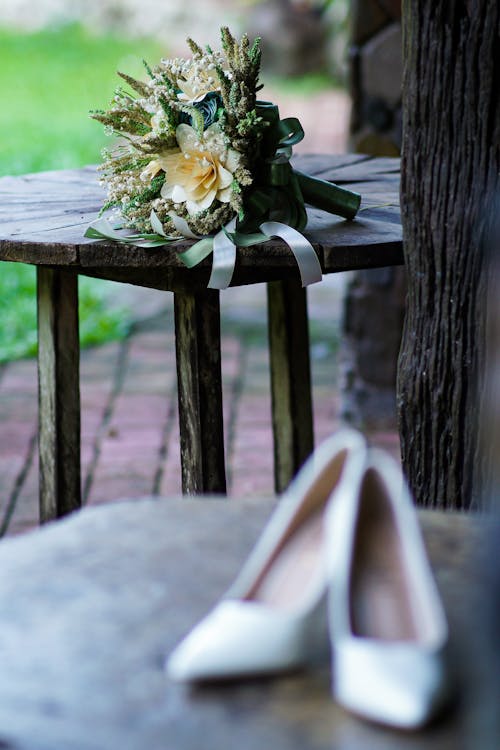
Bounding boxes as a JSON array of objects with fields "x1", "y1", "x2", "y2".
[
  {"x1": 361, "y1": 23, "x2": 403, "y2": 106},
  {"x1": 351, "y1": 0, "x2": 390, "y2": 45}
]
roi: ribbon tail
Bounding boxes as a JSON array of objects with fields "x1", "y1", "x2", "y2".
[
  {"x1": 85, "y1": 217, "x2": 174, "y2": 247},
  {"x1": 293, "y1": 171, "x2": 361, "y2": 220},
  {"x1": 259, "y1": 221, "x2": 322, "y2": 287},
  {"x1": 168, "y1": 212, "x2": 203, "y2": 239},
  {"x1": 208, "y1": 218, "x2": 237, "y2": 290},
  {"x1": 85, "y1": 217, "x2": 134, "y2": 242},
  {"x1": 177, "y1": 237, "x2": 214, "y2": 269},
  {"x1": 149, "y1": 209, "x2": 178, "y2": 240}
]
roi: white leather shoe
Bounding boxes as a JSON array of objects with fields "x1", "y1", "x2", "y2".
[
  {"x1": 166, "y1": 429, "x2": 367, "y2": 682},
  {"x1": 327, "y1": 449, "x2": 451, "y2": 729}
]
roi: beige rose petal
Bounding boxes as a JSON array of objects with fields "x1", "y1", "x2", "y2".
[
  {"x1": 160, "y1": 182, "x2": 175, "y2": 199},
  {"x1": 217, "y1": 185, "x2": 232, "y2": 203},
  {"x1": 196, "y1": 188, "x2": 217, "y2": 211},
  {"x1": 157, "y1": 151, "x2": 181, "y2": 172},
  {"x1": 171, "y1": 184, "x2": 188, "y2": 203},
  {"x1": 200, "y1": 169, "x2": 218, "y2": 191},
  {"x1": 140, "y1": 160, "x2": 162, "y2": 181},
  {"x1": 224, "y1": 149, "x2": 240, "y2": 173},
  {"x1": 217, "y1": 163, "x2": 233, "y2": 190},
  {"x1": 185, "y1": 188, "x2": 216, "y2": 216}
]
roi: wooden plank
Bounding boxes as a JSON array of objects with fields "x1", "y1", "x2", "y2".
[
  {"x1": 267, "y1": 279, "x2": 314, "y2": 493},
  {"x1": 0, "y1": 213, "x2": 101, "y2": 234},
  {"x1": 313, "y1": 156, "x2": 401, "y2": 183},
  {"x1": 174, "y1": 290, "x2": 226, "y2": 495},
  {"x1": 321, "y1": 242, "x2": 403, "y2": 274},
  {"x1": 0, "y1": 158, "x2": 403, "y2": 275},
  {"x1": 37, "y1": 267, "x2": 81, "y2": 522},
  {"x1": 78, "y1": 263, "x2": 312, "y2": 292},
  {"x1": 290, "y1": 152, "x2": 373, "y2": 176},
  {"x1": 345, "y1": 179, "x2": 400, "y2": 197},
  {"x1": 76, "y1": 242, "x2": 404, "y2": 291},
  {"x1": 0, "y1": 238, "x2": 79, "y2": 266},
  {"x1": 79, "y1": 208, "x2": 401, "y2": 271}
]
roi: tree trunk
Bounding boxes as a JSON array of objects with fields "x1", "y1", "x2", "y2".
[{"x1": 398, "y1": 1, "x2": 500, "y2": 509}]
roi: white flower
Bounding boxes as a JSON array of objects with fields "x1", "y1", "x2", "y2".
[
  {"x1": 159, "y1": 123, "x2": 240, "y2": 216},
  {"x1": 176, "y1": 75, "x2": 218, "y2": 104},
  {"x1": 172, "y1": 52, "x2": 228, "y2": 103},
  {"x1": 150, "y1": 110, "x2": 168, "y2": 133}
]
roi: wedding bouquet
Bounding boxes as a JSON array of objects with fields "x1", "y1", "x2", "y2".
[{"x1": 86, "y1": 27, "x2": 361, "y2": 289}]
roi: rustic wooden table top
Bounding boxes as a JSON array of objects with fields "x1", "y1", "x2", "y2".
[
  {"x1": 0, "y1": 497, "x2": 493, "y2": 750},
  {"x1": 0, "y1": 154, "x2": 402, "y2": 289}
]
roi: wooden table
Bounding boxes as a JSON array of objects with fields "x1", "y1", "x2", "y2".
[
  {"x1": 0, "y1": 155, "x2": 403, "y2": 520},
  {"x1": 0, "y1": 497, "x2": 493, "y2": 750}
]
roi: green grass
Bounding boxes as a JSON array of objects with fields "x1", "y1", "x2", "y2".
[
  {"x1": 261, "y1": 71, "x2": 336, "y2": 96},
  {"x1": 0, "y1": 263, "x2": 131, "y2": 363},
  {"x1": 0, "y1": 24, "x2": 164, "y2": 361},
  {"x1": 0, "y1": 23, "x2": 164, "y2": 176}
]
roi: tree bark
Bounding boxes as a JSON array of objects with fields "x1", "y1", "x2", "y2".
[{"x1": 398, "y1": 1, "x2": 500, "y2": 509}]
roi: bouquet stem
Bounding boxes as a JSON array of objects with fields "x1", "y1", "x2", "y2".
[{"x1": 294, "y1": 171, "x2": 361, "y2": 220}]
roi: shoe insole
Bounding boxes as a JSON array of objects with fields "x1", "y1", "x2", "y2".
[
  {"x1": 350, "y1": 511, "x2": 418, "y2": 642},
  {"x1": 249, "y1": 508, "x2": 325, "y2": 611}
]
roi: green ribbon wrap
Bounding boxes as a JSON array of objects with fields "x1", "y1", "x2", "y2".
[{"x1": 236, "y1": 101, "x2": 361, "y2": 234}]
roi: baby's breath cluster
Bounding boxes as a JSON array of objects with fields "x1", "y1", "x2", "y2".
[{"x1": 91, "y1": 27, "x2": 263, "y2": 237}]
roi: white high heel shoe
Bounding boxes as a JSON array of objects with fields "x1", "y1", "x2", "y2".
[
  {"x1": 327, "y1": 449, "x2": 451, "y2": 729},
  {"x1": 166, "y1": 429, "x2": 367, "y2": 682}
]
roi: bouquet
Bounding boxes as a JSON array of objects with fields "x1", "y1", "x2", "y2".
[{"x1": 86, "y1": 27, "x2": 361, "y2": 289}]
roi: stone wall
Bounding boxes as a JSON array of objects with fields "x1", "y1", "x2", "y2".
[
  {"x1": 341, "y1": 0, "x2": 405, "y2": 430},
  {"x1": 349, "y1": 0, "x2": 402, "y2": 155}
]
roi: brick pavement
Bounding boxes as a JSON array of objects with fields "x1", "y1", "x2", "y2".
[{"x1": 0, "y1": 279, "x2": 399, "y2": 537}]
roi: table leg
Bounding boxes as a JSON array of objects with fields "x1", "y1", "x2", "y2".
[
  {"x1": 267, "y1": 279, "x2": 314, "y2": 494},
  {"x1": 37, "y1": 267, "x2": 81, "y2": 522},
  {"x1": 174, "y1": 289, "x2": 226, "y2": 495}
]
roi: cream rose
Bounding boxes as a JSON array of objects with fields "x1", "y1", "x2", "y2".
[{"x1": 160, "y1": 123, "x2": 240, "y2": 216}]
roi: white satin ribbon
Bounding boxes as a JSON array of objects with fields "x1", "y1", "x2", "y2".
[
  {"x1": 259, "y1": 221, "x2": 323, "y2": 287},
  {"x1": 155, "y1": 213, "x2": 322, "y2": 289},
  {"x1": 168, "y1": 212, "x2": 202, "y2": 240},
  {"x1": 89, "y1": 211, "x2": 323, "y2": 291},
  {"x1": 208, "y1": 218, "x2": 237, "y2": 290},
  {"x1": 203, "y1": 218, "x2": 323, "y2": 290}
]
